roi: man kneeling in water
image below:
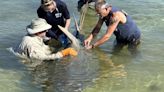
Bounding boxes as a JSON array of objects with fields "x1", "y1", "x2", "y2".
[{"x1": 14, "y1": 18, "x2": 78, "y2": 60}]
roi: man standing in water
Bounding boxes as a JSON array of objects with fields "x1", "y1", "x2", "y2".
[
  {"x1": 37, "y1": 0, "x2": 71, "y2": 48},
  {"x1": 14, "y1": 18, "x2": 77, "y2": 60},
  {"x1": 77, "y1": 0, "x2": 105, "y2": 11},
  {"x1": 84, "y1": 1, "x2": 141, "y2": 54},
  {"x1": 77, "y1": 0, "x2": 96, "y2": 10}
]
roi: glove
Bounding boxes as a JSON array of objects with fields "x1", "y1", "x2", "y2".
[{"x1": 61, "y1": 48, "x2": 78, "y2": 57}]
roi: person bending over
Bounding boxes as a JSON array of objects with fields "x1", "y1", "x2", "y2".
[
  {"x1": 84, "y1": 1, "x2": 141, "y2": 54},
  {"x1": 37, "y1": 0, "x2": 71, "y2": 48}
]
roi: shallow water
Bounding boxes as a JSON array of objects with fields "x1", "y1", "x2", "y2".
[{"x1": 0, "y1": 0, "x2": 164, "y2": 92}]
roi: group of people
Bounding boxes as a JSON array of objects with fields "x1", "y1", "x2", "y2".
[{"x1": 14, "y1": 0, "x2": 141, "y2": 60}]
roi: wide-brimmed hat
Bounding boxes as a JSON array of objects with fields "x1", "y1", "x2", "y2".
[
  {"x1": 27, "y1": 18, "x2": 52, "y2": 34},
  {"x1": 41, "y1": 0, "x2": 53, "y2": 6}
]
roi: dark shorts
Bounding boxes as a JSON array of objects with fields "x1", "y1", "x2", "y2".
[{"x1": 113, "y1": 34, "x2": 141, "y2": 55}]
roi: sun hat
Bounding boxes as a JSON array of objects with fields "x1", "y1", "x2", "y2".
[
  {"x1": 41, "y1": 0, "x2": 53, "y2": 6},
  {"x1": 26, "y1": 18, "x2": 52, "y2": 34}
]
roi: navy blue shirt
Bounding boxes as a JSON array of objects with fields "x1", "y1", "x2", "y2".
[
  {"x1": 37, "y1": 0, "x2": 70, "y2": 35},
  {"x1": 103, "y1": 6, "x2": 141, "y2": 42}
]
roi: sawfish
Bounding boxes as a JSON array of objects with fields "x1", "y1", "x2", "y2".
[
  {"x1": 57, "y1": 13, "x2": 85, "y2": 51},
  {"x1": 58, "y1": 25, "x2": 81, "y2": 51}
]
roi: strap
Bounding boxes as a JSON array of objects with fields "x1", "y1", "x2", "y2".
[{"x1": 121, "y1": 10, "x2": 128, "y2": 16}]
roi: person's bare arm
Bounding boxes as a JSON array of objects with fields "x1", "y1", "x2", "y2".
[
  {"x1": 92, "y1": 12, "x2": 124, "y2": 48},
  {"x1": 93, "y1": 20, "x2": 119, "y2": 47},
  {"x1": 84, "y1": 17, "x2": 103, "y2": 47},
  {"x1": 65, "y1": 18, "x2": 71, "y2": 30}
]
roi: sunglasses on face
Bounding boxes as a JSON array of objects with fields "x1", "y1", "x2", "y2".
[
  {"x1": 45, "y1": 2, "x2": 54, "y2": 6},
  {"x1": 38, "y1": 30, "x2": 48, "y2": 34},
  {"x1": 42, "y1": 2, "x2": 53, "y2": 9}
]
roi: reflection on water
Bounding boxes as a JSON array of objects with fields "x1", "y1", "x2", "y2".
[
  {"x1": 82, "y1": 49, "x2": 127, "y2": 92},
  {"x1": 18, "y1": 49, "x2": 99, "y2": 92},
  {"x1": 18, "y1": 48, "x2": 128, "y2": 92}
]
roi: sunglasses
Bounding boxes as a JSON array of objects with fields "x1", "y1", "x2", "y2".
[
  {"x1": 38, "y1": 30, "x2": 48, "y2": 34},
  {"x1": 43, "y1": 2, "x2": 53, "y2": 7}
]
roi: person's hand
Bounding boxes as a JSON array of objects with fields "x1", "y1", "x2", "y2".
[
  {"x1": 84, "y1": 37, "x2": 92, "y2": 48},
  {"x1": 85, "y1": 45, "x2": 93, "y2": 50},
  {"x1": 61, "y1": 48, "x2": 78, "y2": 57}
]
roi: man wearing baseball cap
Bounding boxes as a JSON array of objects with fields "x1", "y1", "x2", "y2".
[
  {"x1": 37, "y1": 0, "x2": 71, "y2": 48},
  {"x1": 14, "y1": 18, "x2": 77, "y2": 60}
]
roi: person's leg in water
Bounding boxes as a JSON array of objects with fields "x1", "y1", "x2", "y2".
[
  {"x1": 128, "y1": 37, "x2": 141, "y2": 56},
  {"x1": 58, "y1": 34, "x2": 71, "y2": 48},
  {"x1": 112, "y1": 39, "x2": 126, "y2": 55}
]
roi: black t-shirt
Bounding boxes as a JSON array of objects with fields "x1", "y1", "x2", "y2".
[{"x1": 37, "y1": 0, "x2": 70, "y2": 34}]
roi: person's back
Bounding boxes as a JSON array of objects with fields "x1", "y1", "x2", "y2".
[{"x1": 15, "y1": 35, "x2": 52, "y2": 58}]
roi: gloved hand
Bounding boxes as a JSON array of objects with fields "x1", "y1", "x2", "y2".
[{"x1": 61, "y1": 48, "x2": 78, "y2": 57}]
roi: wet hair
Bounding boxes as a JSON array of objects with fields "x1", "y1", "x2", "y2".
[
  {"x1": 95, "y1": 1, "x2": 111, "y2": 12},
  {"x1": 95, "y1": 1, "x2": 106, "y2": 11}
]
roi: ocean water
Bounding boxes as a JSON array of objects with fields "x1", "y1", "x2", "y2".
[{"x1": 0, "y1": 0, "x2": 164, "y2": 92}]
